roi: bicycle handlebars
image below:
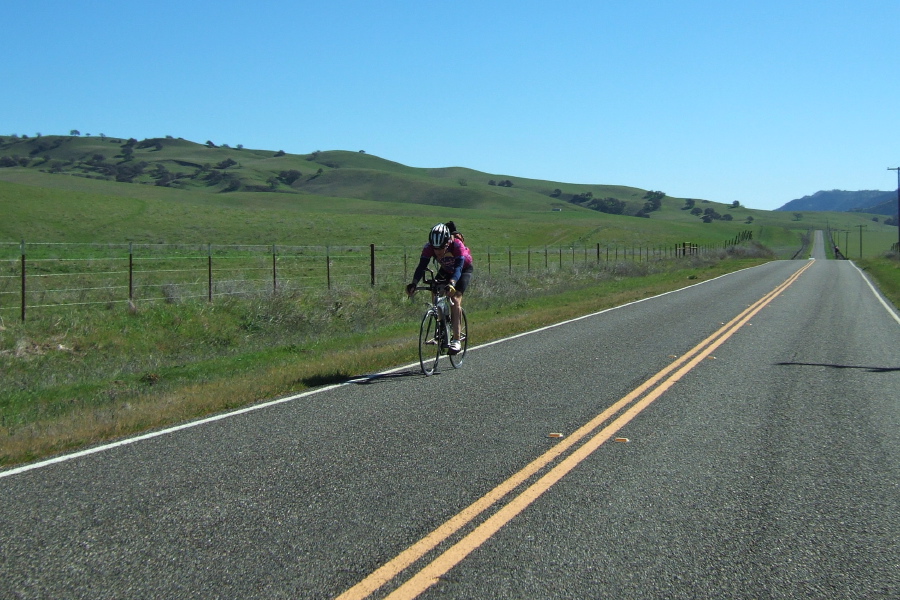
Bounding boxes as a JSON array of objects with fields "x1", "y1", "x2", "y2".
[{"x1": 411, "y1": 268, "x2": 455, "y2": 294}]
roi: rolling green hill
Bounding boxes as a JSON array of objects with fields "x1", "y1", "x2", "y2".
[
  {"x1": 0, "y1": 134, "x2": 647, "y2": 212},
  {"x1": 1, "y1": 134, "x2": 897, "y2": 256}
]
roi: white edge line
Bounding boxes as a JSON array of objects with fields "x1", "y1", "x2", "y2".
[
  {"x1": 0, "y1": 262, "x2": 768, "y2": 479},
  {"x1": 850, "y1": 261, "x2": 900, "y2": 325},
  {"x1": 0, "y1": 384, "x2": 348, "y2": 479}
]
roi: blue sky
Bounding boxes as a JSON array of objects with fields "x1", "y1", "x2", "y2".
[{"x1": 3, "y1": 0, "x2": 898, "y2": 210}]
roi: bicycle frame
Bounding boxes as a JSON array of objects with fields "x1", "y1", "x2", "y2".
[{"x1": 413, "y1": 268, "x2": 467, "y2": 375}]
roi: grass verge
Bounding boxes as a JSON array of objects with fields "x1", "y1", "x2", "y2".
[
  {"x1": 856, "y1": 252, "x2": 900, "y2": 309},
  {"x1": 0, "y1": 250, "x2": 794, "y2": 467}
]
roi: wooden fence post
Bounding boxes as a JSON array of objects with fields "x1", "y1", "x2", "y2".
[
  {"x1": 370, "y1": 243, "x2": 376, "y2": 287},
  {"x1": 207, "y1": 243, "x2": 213, "y2": 302}
]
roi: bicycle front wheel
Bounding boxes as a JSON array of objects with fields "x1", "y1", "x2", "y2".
[
  {"x1": 449, "y1": 308, "x2": 468, "y2": 368},
  {"x1": 418, "y1": 309, "x2": 442, "y2": 376}
]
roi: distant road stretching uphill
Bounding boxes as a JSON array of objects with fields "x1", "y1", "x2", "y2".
[{"x1": 2, "y1": 231, "x2": 898, "y2": 599}]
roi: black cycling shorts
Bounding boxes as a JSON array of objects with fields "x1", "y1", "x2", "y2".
[{"x1": 437, "y1": 264, "x2": 473, "y2": 294}]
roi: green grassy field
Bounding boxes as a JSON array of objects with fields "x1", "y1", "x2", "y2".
[{"x1": 1, "y1": 134, "x2": 898, "y2": 467}]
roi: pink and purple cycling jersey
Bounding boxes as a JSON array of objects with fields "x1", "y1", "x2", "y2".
[{"x1": 416, "y1": 239, "x2": 472, "y2": 282}]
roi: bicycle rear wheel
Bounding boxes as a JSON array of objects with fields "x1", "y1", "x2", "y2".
[
  {"x1": 418, "y1": 309, "x2": 442, "y2": 376},
  {"x1": 449, "y1": 308, "x2": 468, "y2": 368}
]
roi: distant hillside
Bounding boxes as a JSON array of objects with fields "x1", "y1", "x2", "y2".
[
  {"x1": 777, "y1": 190, "x2": 896, "y2": 215},
  {"x1": 0, "y1": 134, "x2": 662, "y2": 217},
  {"x1": 858, "y1": 197, "x2": 899, "y2": 217}
]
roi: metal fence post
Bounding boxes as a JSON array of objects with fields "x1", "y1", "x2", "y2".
[
  {"x1": 20, "y1": 240, "x2": 25, "y2": 322},
  {"x1": 129, "y1": 242, "x2": 134, "y2": 304}
]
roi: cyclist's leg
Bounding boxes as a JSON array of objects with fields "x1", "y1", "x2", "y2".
[
  {"x1": 450, "y1": 269, "x2": 472, "y2": 339},
  {"x1": 450, "y1": 293, "x2": 462, "y2": 339}
]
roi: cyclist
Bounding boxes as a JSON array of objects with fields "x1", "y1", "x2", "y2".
[{"x1": 406, "y1": 222, "x2": 473, "y2": 353}]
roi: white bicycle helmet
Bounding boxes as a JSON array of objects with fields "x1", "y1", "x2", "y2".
[{"x1": 429, "y1": 223, "x2": 451, "y2": 247}]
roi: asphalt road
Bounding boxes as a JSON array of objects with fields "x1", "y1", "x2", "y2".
[{"x1": 2, "y1": 232, "x2": 898, "y2": 599}]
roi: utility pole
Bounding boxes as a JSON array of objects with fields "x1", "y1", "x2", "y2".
[
  {"x1": 855, "y1": 224, "x2": 867, "y2": 258},
  {"x1": 889, "y1": 167, "x2": 900, "y2": 249}
]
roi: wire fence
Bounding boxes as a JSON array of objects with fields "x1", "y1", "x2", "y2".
[{"x1": 0, "y1": 237, "x2": 745, "y2": 320}]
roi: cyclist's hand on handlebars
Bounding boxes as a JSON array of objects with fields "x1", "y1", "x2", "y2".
[{"x1": 446, "y1": 283, "x2": 456, "y2": 295}]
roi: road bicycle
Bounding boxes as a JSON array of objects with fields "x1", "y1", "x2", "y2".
[{"x1": 413, "y1": 268, "x2": 468, "y2": 376}]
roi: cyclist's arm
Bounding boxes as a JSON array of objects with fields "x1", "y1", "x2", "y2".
[
  {"x1": 411, "y1": 253, "x2": 432, "y2": 285},
  {"x1": 448, "y1": 255, "x2": 464, "y2": 286}
]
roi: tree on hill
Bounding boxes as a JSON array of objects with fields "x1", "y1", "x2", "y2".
[
  {"x1": 137, "y1": 139, "x2": 163, "y2": 151},
  {"x1": 571, "y1": 191, "x2": 593, "y2": 204},
  {"x1": 222, "y1": 174, "x2": 241, "y2": 192},
  {"x1": 277, "y1": 169, "x2": 302, "y2": 185},
  {"x1": 70, "y1": 130, "x2": 80, "y2": 136},
  {"x1": 702, "y1": 207, "x2": 721, "y2": 222},
  {"x1": 589, "y1": 197, "x2": 626, "y2": 215},
  {"x1": 152, "y1": 164, "x2": 174, "y2": 186},
  {"x1": 642, "y1": 190, "x2": 665, "y2": 213}
]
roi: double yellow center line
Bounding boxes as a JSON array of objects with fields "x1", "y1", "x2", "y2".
[{"x1": 338, "y1": 260, "x2": 814, "y2": 600}]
